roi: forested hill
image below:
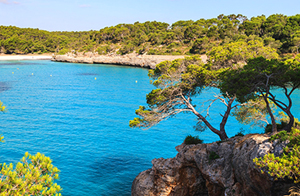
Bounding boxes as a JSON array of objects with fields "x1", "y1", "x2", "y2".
[{"x1": 1, "y1": 13, "x2": 300, "y2": 57}]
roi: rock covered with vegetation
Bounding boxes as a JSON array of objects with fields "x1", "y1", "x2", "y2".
[{"x1": 132, "y1": 134, "x2": 296, "y2": 196}]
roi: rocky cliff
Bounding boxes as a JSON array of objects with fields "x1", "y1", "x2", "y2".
[
  {"x1": 132, "y1": 134, "x2": 295, "y2": 196},
  {"x1": 51, "y1": 53, "x2": 191, "y2": 69}
]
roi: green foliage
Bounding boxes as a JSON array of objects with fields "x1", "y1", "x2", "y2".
[
  {"x1": 147, "y1": 49, "x2": 160, "y2": 55},
  {"x1": 209, "y1": 151, "x2": 220, "y2": 160},
  {"x1": 130, "y1": 56, "x2": 236, "y2": 140},
  {"x1": 240, "y1": 15, "x2": 266, "y2": 36},
  {"x1": 233, "y1": 128, "x2": 245, "y2": 137},
  {"x1": 97, "y1": 45, "x2": 115, "y2": 55},
  {"x1": 190, "y1": 37, "x2": 209, "y2": 54},
  {"x1": 233, "y1": 97, "x2": 276, "y2": 128},
  {"x1": 118, "y1": 42, "x2": 135, "y2": 55},
  {"x1": 270, "y1": 130, "x2": 289, "y2": 142},
  {"x1": 254, "y1": 128, "x2": 300, "y2": 184},
  {"x1": 208, "y1": 39, "x2": 279, "y2": 68},
  {"x1": 1, "y1": 13, "x2": 300, "y2": 56},
  {"x1": 263, "y1": 36, "x2": 282, "y2": 49},
  {"x1": 220, "y1": 57, "x2": 300, "y2": 133},
  {"x1": 262, "y1": 14, "x2": 288, "y2": 40},
  {"x1": 58, "y1": 48, "x2": 69, "y2": 55},
  {"x1": 271, "y1": 128, "x2": 300, "y2": 147},
  {"x1": 264, "y1": 106, "x2": 299, "y2": 134},
  {"x1": 265, "y1": 121, "x2": 288, "y2": 134},
  {"x1": 0, "y1": 152, "x2": 61, "y2": 195},
  {"x1": 0, "y1": 102, "x2": 61, "y2": 195},
  {"x1": 184, "y1": 135, "x2": 203, "y2": 145}
]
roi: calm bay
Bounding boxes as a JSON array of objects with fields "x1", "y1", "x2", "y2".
[{"x1": 0, "y1": 60, "x2": 298, "y2": 195}]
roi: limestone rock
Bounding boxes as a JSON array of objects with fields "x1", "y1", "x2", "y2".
[
  {"x1": 52, "y1": 54, "x2": 207, "y2": 69},
  {"x1": 132, "y1": 134, "x2": 296, "y2": 196}
]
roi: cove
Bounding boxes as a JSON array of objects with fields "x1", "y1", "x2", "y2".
[{"x1": 0, "y1": 60, "x2": 298, "y2": 196}]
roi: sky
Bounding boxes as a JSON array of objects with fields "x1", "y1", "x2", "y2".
[{"x1": 0, "y1": 0, "x2": 300, "y2": 31}]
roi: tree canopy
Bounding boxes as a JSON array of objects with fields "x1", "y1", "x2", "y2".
[
  {"x1": 129, "y1": 56, "x2": 241, "y2": 140},
  {"x1": 0, "y1": 152, "x2": 61, "y2": 196},
  {"x1": 220, "y1": 57, "x2": 300, "y2": 133},
  {"x1": 2, "y1": 13, "x2": 300, "y2": 56}
]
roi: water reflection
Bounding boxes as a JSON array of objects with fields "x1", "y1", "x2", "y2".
[
  {"x1": 77, "y1": 73, "x2": 99, "y2": 76},
  {"x1": 0, "y1": 82, "x2": 11, "y2": 93}
]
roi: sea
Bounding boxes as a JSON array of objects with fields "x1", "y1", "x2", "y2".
[{"x1": 0, "y1": 60, "x2": 298, "y2": 195}]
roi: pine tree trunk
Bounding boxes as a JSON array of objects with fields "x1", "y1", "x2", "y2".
[
  {"x1": 283, "y1": 110, "x2": 294, "y2": 132},
  {"x1": 262, "y1": 95, "x2": 277, "y2": 133}
]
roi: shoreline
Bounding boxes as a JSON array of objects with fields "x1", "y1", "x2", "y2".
[
  {"x1": 0, "y1": 55, "x2": 52, "y2": 61},
  {"x1": 52, "y1": 54, "x2": 207, "y2": 69},
  {"x1": 0, "y1": 54, "x2": 208, "y2": 69}
]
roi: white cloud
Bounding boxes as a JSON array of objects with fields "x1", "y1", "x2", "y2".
[
  {"x1": 0, "y1": 0, "x2": 9, "y2": 4},
  {"x1": 0, "y1": 0, "x2": 20, "y2": 4}
]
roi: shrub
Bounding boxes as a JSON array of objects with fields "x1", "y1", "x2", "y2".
[
  {"x1": 167, "y1": 42, "x2": 178, "y2": 49},
  {"x1": 254, "y1": 128, "x2": 300, "y2": 184},
  {"x1": 118, "y1": 42, "x2": 135, "y2": 55},
  {"x1": 184, "y1": 135, "x2": 203, "y2": 145},
  {"x1": 58, "y1": 48, "x2": 69, "y2": 55},
  {"x1": 147, "y1": 49, "x2": 160, "y2": 55},
  {"x1": 171, "y1": 50, "x2": 182, "y2": 55},
  {"x1": 209, "y1": 151, "x2": 220, "y2": 160},
  {"x1": 232, "y1": 128, "x2": 245, "y2": 137},
  {"x1": 265, "y1": 121, "x2": 287, "y2": 133},
  {"x1": 270, "y1": 130, "x2": 289, "y2": 142},
  {"x1": 270, "y1": 128, "x2": 300, "y2": 146},
  {"x1": 0, "y1": 152, "x2": 61, "y2": 195}
]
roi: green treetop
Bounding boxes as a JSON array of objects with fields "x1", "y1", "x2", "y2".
[
  {"x1": 0, "y1": 102, "x2": 61, "y2": 195},
  {"x1": 220, "y1": 57, "x2": 300, "y2": 133},
  {"x1": 0, "y1": 152, "x2": 61, "y2": 196},
  {"x1": 129, "y1": 56, "x2": 241, "y2": 140}
]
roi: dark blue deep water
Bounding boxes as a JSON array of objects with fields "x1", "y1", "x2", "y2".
[{"x1": 0, "y1": 60, "x2": 299, "y2": 195}]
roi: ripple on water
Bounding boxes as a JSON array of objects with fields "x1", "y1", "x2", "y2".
[
  {"x1": 1, "y1": 60, "x2": 296, "y2": 196},
  {"x1": 0, "y1": 82, "x2": 12, "y2": 93}
]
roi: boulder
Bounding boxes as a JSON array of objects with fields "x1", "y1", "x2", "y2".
[{"x1": 132, "y1": 134, "x2": 296, "y2": 196}]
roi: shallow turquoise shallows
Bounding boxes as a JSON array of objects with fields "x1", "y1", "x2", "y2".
[{"x1": 0, "y1": 60, "x2": 299, "y2": 195}]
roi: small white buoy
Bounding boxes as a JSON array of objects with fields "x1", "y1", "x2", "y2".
[
  {"x1": 95, "y1": 77, "x2": 97, "y2": 80},
  {"x1": 17, "y1": 68, "x2": 19, "y2": 70},
  {"x1": 50, "y1": 75, "x2": 52, "y2": 77},
  {"x1": 136, "y1": 80, "x2": 138, "y2": 83},
  {"x1": 12, "y1": 72, "x2": 14, "y2": 74},
  {"x1": 32, "y1": 73, "x2": 34, "y2": 75}
]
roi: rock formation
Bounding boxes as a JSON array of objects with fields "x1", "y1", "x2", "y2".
[
  {"x1": 132, "y1": 134, "x2": 295, "y2": 196},
  {"x1": 52, "y1": 53, "x2": 207, "y2": 69}
]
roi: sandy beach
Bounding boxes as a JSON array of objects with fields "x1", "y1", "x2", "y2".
[{"x1": 0, "y1": 55, "x2": 52, "y2": 61}]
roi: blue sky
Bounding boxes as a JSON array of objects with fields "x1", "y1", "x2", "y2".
[{"x1": 0, "y1": 0, "x2": 299, "y2": 31}]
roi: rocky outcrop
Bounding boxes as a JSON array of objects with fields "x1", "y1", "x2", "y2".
[
  {"x1": 52, "y1": 53, "x2": 207, "y2": 69},
  {"x1": 132, "y1": 134, "x2": 295, "y2": 196}
]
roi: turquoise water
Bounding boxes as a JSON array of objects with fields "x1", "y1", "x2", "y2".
[{"x1": 0, "y1": 60, "x2": 298, "y2": 195}]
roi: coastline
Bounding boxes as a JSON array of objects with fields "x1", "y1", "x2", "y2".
[
  {"x1": 52, "y1": 53, "x2": 207, "y2": 69},
  {"x1": 132, "y1": 134, "x2": 294, "y2": 196},
  {"x1": 0, "y1": 53, "x2": 208, "y2": 69},
  {"x1": 0, "y1": 54, "x2": 52, "y2": 61}
]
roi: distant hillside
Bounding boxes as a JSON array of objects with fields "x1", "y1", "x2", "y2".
[{"x1": 1, "y1": 14, "x2": 300, "y2": 58}]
